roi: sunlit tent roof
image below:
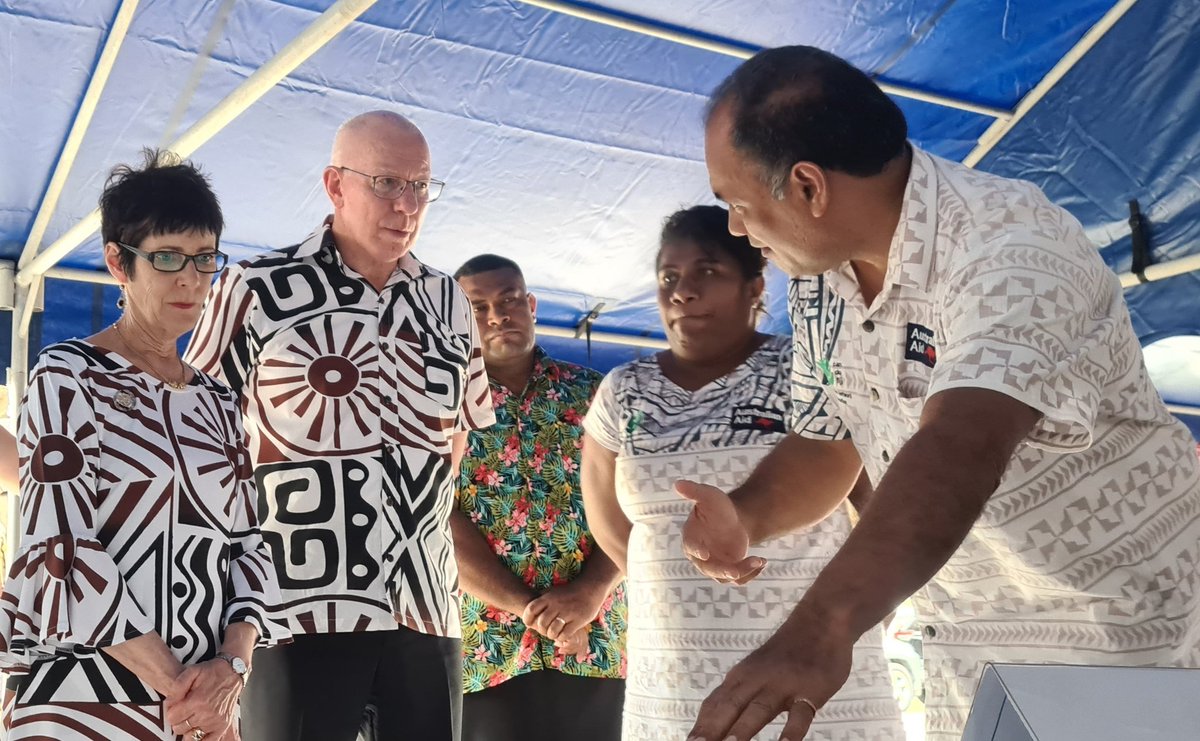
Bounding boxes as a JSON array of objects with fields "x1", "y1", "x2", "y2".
[{"x1": 2, "y1": 0, "x2": 1197, "y2": 437}]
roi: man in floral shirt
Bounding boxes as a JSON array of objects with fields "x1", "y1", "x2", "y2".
[{"x1": 451, "y1": 254, "x2": 626, "y2": 741}]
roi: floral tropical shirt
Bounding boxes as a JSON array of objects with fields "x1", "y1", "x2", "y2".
[{"x1": 457, "y1": 348, "x2": 627, "y2": 692}]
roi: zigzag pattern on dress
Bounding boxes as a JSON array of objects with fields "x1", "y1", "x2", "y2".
[
  {"x1": 584, "y1": 334, "x2": 904, "y2": 741},
  {"x1": 1, "y1": 341, "x2": 285, "y2": 739}
]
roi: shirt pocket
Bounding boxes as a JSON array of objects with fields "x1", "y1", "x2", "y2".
[
  {"x1": 894, "y1": 362, "x2": 932, "y2": 427},
  {"x1": 420, "y1": 327, "x2": 470, "y2": 414}
]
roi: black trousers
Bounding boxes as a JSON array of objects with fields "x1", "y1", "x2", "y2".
[
  {"x1": 461, "y1": 671, "x2": 624, "y2": 741},
  {"x1": 241, "y1": 628, "x2": 462, "y2": 741}
]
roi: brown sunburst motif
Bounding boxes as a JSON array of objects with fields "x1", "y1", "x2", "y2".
[
  {"x1": 307, "y1": 355, "x2": 361, "y2": 397},
  {"x1": 257, "y1": 316, "x2": 378, "y2": 455},
  {"x1": 30, "y1": 434, "x2": 86, "y2": 483}
]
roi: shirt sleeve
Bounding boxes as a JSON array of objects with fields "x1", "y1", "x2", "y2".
[
  {"x1": 787, "y1": 277, "x2": 850, "y2": 441},
  {"x1": 185, "y1": 264, "x2": 257, "y2": 398},
  {"x1": 581, "y1": 371, "x2": 622, "y2": 452},
  {"x1": 454, "y1": 287, "x2": 496, "y2": 434},
  {"x1": 220, "y1": 400, "x2": 291, "y2": 648},
  {"x1": 927, "y1": 226, "x2": 1121, "y2": 452},
  {"x1": 0, "y1": 351, "x2": 155, "y2": 668}
]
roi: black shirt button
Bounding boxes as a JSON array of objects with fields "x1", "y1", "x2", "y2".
[
  {"x1": 862, "y1": 320, "x2": 875, "y2": 332},
  {"x1": 870, "y1": 388, "x2": 881, "y2": 402},
  {"x1": 924, "y1": 625, "x2": 936, "y2": 638},
  {"x1": 882, "y1": 450, "x2": 891, "y2": 463}
]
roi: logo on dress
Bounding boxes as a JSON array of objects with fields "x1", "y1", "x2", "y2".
[
  {"x1": 905, "y1": 322, "x2": 937, "y2": 368},
  {"x1": 731, "y1": 406, "x2": 787, "y2": 433}
]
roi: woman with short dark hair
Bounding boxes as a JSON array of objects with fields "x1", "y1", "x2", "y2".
[{"x1": 0, "y1": 151, "x2": 288, "y2": 741}]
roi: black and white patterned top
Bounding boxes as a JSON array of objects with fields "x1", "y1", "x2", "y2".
[
  {"x1": 0, "y1": 341, "x2": 289, "y2": 740},
  {"x1": 186, "y1": 222, "x2": 495, "y2": 639},
  {"x1": 584, "y1": 335, "x2": 903, "y2": 741},
  {"x1": 588, "y1": 335, "x2": 795, "y2": 457}
]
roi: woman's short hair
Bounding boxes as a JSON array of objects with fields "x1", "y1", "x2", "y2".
[
  {"x1": 99, "y1": 148, "x2": 224, "y2": 276},
  {"x1": 658, "y1": 205, "x2": 766, "y2": 280}
]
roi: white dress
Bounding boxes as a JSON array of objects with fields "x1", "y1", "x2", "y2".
[{"x1": 584, "y1": 335, "x2": 903, "y2": 740}]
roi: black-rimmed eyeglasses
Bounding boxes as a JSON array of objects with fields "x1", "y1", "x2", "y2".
[
  {"x1": 117, "y1": 242, "x2": 228, "y2": 273},
  {"x1": 334, "y1": 166, "x2": 445, "y2": 203}
]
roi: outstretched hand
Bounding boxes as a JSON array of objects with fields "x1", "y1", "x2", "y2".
[
  {"x1": 676, "y1": 479, "x2": 766, "y2": 584},
  {"x1": 686, "y1": 614, "x2": 853, "y2": 741}
]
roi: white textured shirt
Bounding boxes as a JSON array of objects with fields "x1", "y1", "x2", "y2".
[{"x1": 789, "y1": 147, "x2": 1200, "y2": 740}]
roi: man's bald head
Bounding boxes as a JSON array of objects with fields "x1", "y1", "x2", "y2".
[
  {"x1": 331, "y1": 110, "x2": 428, "y2": 167},
  {"x1": 323, "y1": 110, "x2": 435, "y2": 277}
]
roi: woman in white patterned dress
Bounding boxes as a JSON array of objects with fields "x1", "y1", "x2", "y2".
[
  {"x1": 581, "y1": 206, "x2": 902, "y2": 740},
  {"x1": 0, "y1": 152, "x2": 289, "y2": 740}
]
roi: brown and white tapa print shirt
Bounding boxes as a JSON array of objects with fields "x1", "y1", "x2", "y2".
[
  {"x1": 0, "y1": 342, "x2": 288, "y2": 738},
  {"x1": 789, "y1": 147, "x2": 1200, "y2": 740},
  {"x1": 187, "y1": 223, "x2": 495, "y2": 639}
]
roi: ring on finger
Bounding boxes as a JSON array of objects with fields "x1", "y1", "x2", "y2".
[
  {"x1": 792, "y1": 697, "x2": 819, "y2": 716},
  {"x1": 551, "y1": 616, "x2": 566, "y2": 627},
  {"x1": 192, "y1": 730, "x2": 206, "y2": 741}
]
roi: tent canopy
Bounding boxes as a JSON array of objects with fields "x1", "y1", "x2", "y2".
[{"x1": 2, "y1": 0, "x2": 1197, "y2": 436}]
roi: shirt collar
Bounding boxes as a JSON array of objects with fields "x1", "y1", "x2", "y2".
[
  {"x1": 824, "y1": 145, "x2": 940, "y2": 301},
  {"x1": 489, "y1": 346, "x2": 555, "y2": 396},
  {"x1": 885, "y1": 146, "x2": 939, "y2": 292},
  {"x1": 297, "y1": 217, "x2": 428, "y2": 284}
]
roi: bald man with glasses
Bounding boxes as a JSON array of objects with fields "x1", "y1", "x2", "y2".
[{"x1": 187, "y1": 111, "x2": 495, "y2": 741}]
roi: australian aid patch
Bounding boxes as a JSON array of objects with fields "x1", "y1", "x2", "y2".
[
  {"x1": 731, "y1": 405, "x2": 787, "y2": 433},
  {"x1": 905, "y1": 322, "x2": 937, "y2": 368}
]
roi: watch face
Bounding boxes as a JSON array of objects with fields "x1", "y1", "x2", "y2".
[{"x1": 231, "y1": 657, "x2": 248, "y2": 674}]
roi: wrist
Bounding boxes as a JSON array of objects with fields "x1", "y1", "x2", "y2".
[
  {"x1": 214, "y1": 652, "x2": 250, "y2": 686},
  {"x1": 506, "y1": 589, "x2": 538, "y2": 617},
  {"x1": 729, "y1": 489, "x2": 761, "y2": 544},
  {"x1": 783, "y1": 595, "x2": 860, "y2": 646}
]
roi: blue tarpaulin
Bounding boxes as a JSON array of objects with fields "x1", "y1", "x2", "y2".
[{"x1": 2, "y1": 0, "x2": 1197, "y2": 437}]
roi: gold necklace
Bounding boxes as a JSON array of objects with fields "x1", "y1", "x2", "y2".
[{"x1": 114, "y1": 320, "x2": 189, "y2": 390}]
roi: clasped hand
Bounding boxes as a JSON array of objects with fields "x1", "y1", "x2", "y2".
[
  {"x1": 521, "y1": 578, "x2": 608, "y2": 660},
  {"x1": 164, "y1": 659, "x2": 243, "y2": 740}
]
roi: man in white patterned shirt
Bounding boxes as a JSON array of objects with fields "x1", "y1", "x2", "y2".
[
  {"x1": 187, "y1": 111, "x2": 495, "y2": 741},
  {"x1": 680, "y1": 46, "x2": 1200, "y2": 741}
]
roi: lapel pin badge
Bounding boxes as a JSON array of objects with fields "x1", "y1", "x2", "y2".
[{"x1": 114, "y1": 390, "x2": 136, "y2": 411}]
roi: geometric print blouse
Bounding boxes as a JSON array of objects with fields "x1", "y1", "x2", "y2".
[{"x1": 0, "y1": 341, "x2": 289, "y2": 697}]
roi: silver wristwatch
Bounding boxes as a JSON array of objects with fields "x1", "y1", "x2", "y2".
[{"x1": 216, "y1": 653, "x2": 250, "y2": 685}]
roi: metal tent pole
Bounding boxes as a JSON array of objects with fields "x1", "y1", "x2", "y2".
[{"x1": 513, "y1": 0, "x2": 1011, "y2": 119}]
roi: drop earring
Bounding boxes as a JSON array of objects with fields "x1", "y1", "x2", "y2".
[{"x1": 116, "y1": 285, "x2": 127, "y2": 310}]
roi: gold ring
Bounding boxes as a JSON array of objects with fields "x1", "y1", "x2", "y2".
[
  {"x1": 792, "y1": 697, "x2": 819, "y2": 715},
  {"x1": 193, "y1": 731, "x2": 205, "y2": 741}
]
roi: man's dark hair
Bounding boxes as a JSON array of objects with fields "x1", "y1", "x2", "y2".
[
  {"x1": 99, "y1": 148, "x2": 224, "y2": 276},
  {"x1": 658, "y1": 205, "x2": 765, "y2": 280},
  {"x1": 454, "y1": 254, "x2": 524, "y2": 281},
  {"x1": 707, "y1": 45, "x2": 908, "y2": 193}
]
